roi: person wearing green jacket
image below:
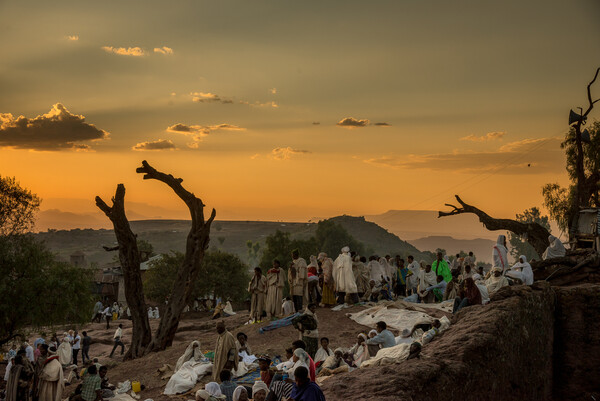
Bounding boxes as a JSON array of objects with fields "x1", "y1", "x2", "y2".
[{"x1": 431, "y1": 252, "x2": 452, "y2": 283}]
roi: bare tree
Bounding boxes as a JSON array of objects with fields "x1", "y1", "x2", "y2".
[
  {"x1": 95, "y1": 161, "x2": 216, "y2": 358},
  {"x1": 567, "y1": 67, "x2": 600, "y2": 237},
  {"x1": 439, "y1": 195, "x2": 551, "y2": 256}
]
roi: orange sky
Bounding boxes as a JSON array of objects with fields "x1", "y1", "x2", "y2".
[{"x1": 0, "y1": 0, "x2": 598, "y2": 224}]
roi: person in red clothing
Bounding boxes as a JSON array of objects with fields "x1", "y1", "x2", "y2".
[
  {"x1": 291, "y1": 340, "x2": 315, "y2": 382},
  {"x1": 257, "y1": 356, "x2": 274, "y2": 387}
]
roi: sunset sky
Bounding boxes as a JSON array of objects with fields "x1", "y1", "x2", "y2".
[{"x1": 1, "y1": 0, "x2": 599, "y2": 225}]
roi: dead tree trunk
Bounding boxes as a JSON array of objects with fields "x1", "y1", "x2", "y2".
[
  {"x1": 95, "y1": 184, "x2": 152, "y2": 359},
  {"x1": 136, "y1": 161, "x2": 216, "y2": 352},
  {"x1": 439, "y1": 195, "x2": 551, "y2": 256}
]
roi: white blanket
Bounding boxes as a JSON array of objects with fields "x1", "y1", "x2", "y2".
[
  {"x1": 164, "y1": 360, "x2": 213, "y2": 395},
  {"x1": 348, "y1": 302, "x2": 446, "y2": 332}
]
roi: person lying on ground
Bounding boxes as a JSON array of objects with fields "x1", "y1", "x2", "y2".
[{"x1": 421, "y1": 320, "x2": 442, "y2": 345}]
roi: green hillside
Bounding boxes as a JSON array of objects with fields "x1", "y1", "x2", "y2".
[{"x1": 34, "y1": 216, "x2": 433, "y2": 267}]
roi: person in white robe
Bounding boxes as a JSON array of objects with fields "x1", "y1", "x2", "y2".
[
  {"x1": 347, "y1": 333, "x2": 370, "y2": 367},
  {"x1": 148, "y1": 307, "x2": 154, "y2": 319},
  {"x1": 154, "y1": 307, "x2": 160, "y2": 319},
  {"x1": 406, "y1": 256, "x2": 420, "y2": 295},
  {"x1": 543, "y1": 235, "x2": 566, "y2": 260},
  {"x1": 367, "y1": 257, "x2": 385, "y2": 284},
  {"x1": 284, "y1": 349, "x2": 309, "y2": 381},
  {"x1": 506, "y1": 255, "x2": 534, "y2": 285},
  {"x1": 175, "y1": 341, "x2": 203, "y2": 372},
  {"x1": 38, "y1": 349, "x2": 64, "y2": 401},
  {"x1": 417, "y1": 264, "x2": 437, "y2": 303},
  {"x1": 57, "y1": 334, "x2": 72, "y2": 366},
  {"x1": 485, "y1": 267, "x2": 509, "y2": 295},
  {"x1": 333, "y1": 247, "x2": 359, "y2": 304},
  {"x1": 25, "y1": 343, "x2": 34, "y2": 362},
  {"x1": 492, "y1": 234, "x2": 509, "y2": 272},
  {"x1": 314, "y1": 338, "x2": 333, "y2": 364},
  {"x1": 378, "y1": 257, "x2": 395, "y2": 284}
]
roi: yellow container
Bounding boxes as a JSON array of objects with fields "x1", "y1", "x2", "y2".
[
  {"x1": 112, "y1": 312, "x2": 118, "y2": 321},
  {"x1": 132, "y1": 381, "x2": 141, "y2": 393}
]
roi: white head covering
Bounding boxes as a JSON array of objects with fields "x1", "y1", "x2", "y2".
[
  {"x1": 543, "y1": 235, "x2": 566, "y2": 260},
  {"x1": 205, "y1": 382, "x2": 223, "y2": 397},
  {"x1": 308, "y1": 255, "x2": 318, "y2": 268},
  {"x1": 341, "y1": 246, "x2": 350, "y2": 253},
  {"x1": 294, "y1": 348, "x2": 310, "y2": 365},
  {"x1": 196, "y1": 389, "x2": 210, "y2": 401},
  {"x1": 368, "y1": 329, "x2": 377, "y2": 337},
  {"x1": 317, "y1": 252, "x2": 327, "y2": 261},
  {"x1": 232, "y1": 386, "x2": 247, "y2": 401},
  {"x1": 252, "y1": 381, "x2": 269, "y2": 397},
  {"x1": 175, "y1": 340, "x2": 203, "y2": 372}
]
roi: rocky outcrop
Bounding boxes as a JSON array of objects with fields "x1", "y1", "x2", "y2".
[
  {"x1": 321, "y1": 282, "x2": 600, "y2": 401},
  {"x1": 553, "y1": 285, "x2": 600, "y2": 400}
]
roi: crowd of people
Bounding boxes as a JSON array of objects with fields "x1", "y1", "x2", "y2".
[{"x1": 1, "y1": 330, "x2": 118, "y2": 401}]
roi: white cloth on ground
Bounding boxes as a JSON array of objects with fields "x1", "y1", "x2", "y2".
[{"x1": 163, "y1": 360, "x2": 213, "y2": 395}]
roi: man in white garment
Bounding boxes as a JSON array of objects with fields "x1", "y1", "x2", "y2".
[
  {"x1": 492, "y1": 234, "x2": 509, "y2": 273},
  {"x1": 406, "y1": 255, "x2": 420, "y2": 295},
  {"x1": 288, "y1": 250, "x2": 308, "y2": 313},
  {"x1": 333, "y1": 246, "x2": 359, "y2": 304}
]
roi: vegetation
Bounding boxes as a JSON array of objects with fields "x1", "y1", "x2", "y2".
[
  {"x1": 144, "y1": 249, "x2": 250, "y2": 304},
  {"x1": 0, "y1": 176, "x2": 41, "y2": 235},
  {"x1": 0, "y1": 176, "x2": 93, "y2": 346},
  {"x1": 508, "y1": 207, "x2": 551, "y2": 261},
  {"x1": 543, "y1": 121, "x2": 600, "y2": 233}
]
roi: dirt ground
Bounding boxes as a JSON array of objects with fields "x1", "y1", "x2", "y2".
[{"x1": 4, "y1": 306, "x2": 386, "y2": 401}]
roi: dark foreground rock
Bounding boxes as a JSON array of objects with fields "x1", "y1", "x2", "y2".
[{"x1": 320, "y1": 282, "x2": 600, "y2": 401}]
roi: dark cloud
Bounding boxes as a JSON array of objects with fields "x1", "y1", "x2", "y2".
[
  {"x1": 0, "y1": 103, "x2": 109, "y2": 151},
  {"x1": 336, "y1": 117, "x2": 370, "y2": 128},
  {"x1": 375, "y1": 122, "x2": 391, "y2": 126},
  {"x1": 132, "y1": 139, "x2": 176, "y2": 151},
  {"x1": 312, "y1": 122, "x2": 321, "y2": 125},
  {"x1": 166, "y1": 123, "x2": 193, "y2": 133}
]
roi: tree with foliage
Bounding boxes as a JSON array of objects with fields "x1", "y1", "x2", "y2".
[
  {"x1": 0, "y1": 176, "x2": 41, "y2": 235},
  {"x1": 246, "y1": 240, "x2": 261, "y2": 267},
  {"x1": 259, "y1": 220, "x2": 366, "y2": 270},
  {"x1": 144, "y1": 250, "x2": 250, "y2": 304},
  {"x1": 507, "y1": 207, "x2": 551, "y2": 262},
  {"x1": 0, "y1": 234, "x2": 94, "y2": 346}
]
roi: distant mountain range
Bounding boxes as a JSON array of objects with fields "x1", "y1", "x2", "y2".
[{"x1": 33, "y1": 208, "x2": 508, "y2": 265}]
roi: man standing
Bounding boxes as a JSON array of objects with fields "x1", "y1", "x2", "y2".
[
  {"x1": 92, "y1": 301, "x2": 103, "y2": 323},
  {"x1": 81, "y1": 332, "x2": 92, "y2": 365},
  {"x1": 109, "y1": 324, "x2": 124, "y2": 358},
  {"x1": 212, "y1": 321, "x2": 238, "y2": 381},
  {"x1": 406, "y1": 255, "x2": 420, "y2": 295},
  {"x1": 38, "y1": 347, "x2": 64, "y2": 401},
  {"x1": 493, "y1": 235, "x2": 509, "y2": 272},
  {"x1": 292, "y1": 304, "x2": 319, "y2": 359},
  {"x1": 432, "y1": 252, "x2": 452, "y2": 283},
  {"x1": 333, "y1": 247, "x2": 358, "y2": 304},
  {"x1": 288, "y1": 250, "x2": 307, "y2": 313},
  {"x1": 317, "y1": 253, "x2": 336, "y2": 307},
  {"x1": 265, "y1": 260, "x2": 286, "y2": 319},
  {"x1": 102, "y1": 306, "x2": 111, "y2": 330},
  {"x1": 248, "y1": 267, "x2": 267, "y2": 323},
  {"x1": 72, "y1": 331, "x2": 81, "y2": 366}
]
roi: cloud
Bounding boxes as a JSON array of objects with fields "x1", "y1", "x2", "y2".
[
  {"x1": 167, "y1": 122, "x2": 245, "y2": 148},
  {"x1": 66, "y1": 35, "x2": 79, "y2": 41},
  {"x1": 101, "y1": 46, "x2": 145, "y2": 56},
  {"x1": 271, "y1": 147, "x2": 311, "y2": 160},
  {"x1": 191, "y1": 92, "x2": 233, "y2": 104},
  {"x1": 365, "y1": 137, "x2": 563, "y2": 174},
  {"x1": 270, "y1": 88, "x2": 277, "y2": 94},
  {"x1": 0, "y1": 103, "x2": 109, "y2": 151},
  {"x1": 312, "y1": 122, "x2": 320, "y2": 125},
  {"x1": 336, "y1": 117, "x2": 370, "y2": 128},
  {"x1": 251, "y1": 101, "x2": 278, "y2": 108},
  {"x1": 374, "y1": 122, "x2": 391, "y2": 127},
  {"x1": 132, "y1": 139, "x2": 176, "y2": 151},
  {"x1": 154, "y1": 46, "x2": 173, "y2": 55},
  {"x1": 460, "y1": 131, "x2": 506, "y2": 142}
]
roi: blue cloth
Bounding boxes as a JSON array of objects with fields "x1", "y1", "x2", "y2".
[
  {"x1": 259, "y1": 313, "x2": 300, "y2": 334},
  {"x1": 290, "y1": 381, "x2": 326, "y2": 401},
  {"x1": 233, "y1": 357, "x2": 282, "y2": 386},
  {"x1": 366, "y1": 329, "x2": 396, "y2": 348}
]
